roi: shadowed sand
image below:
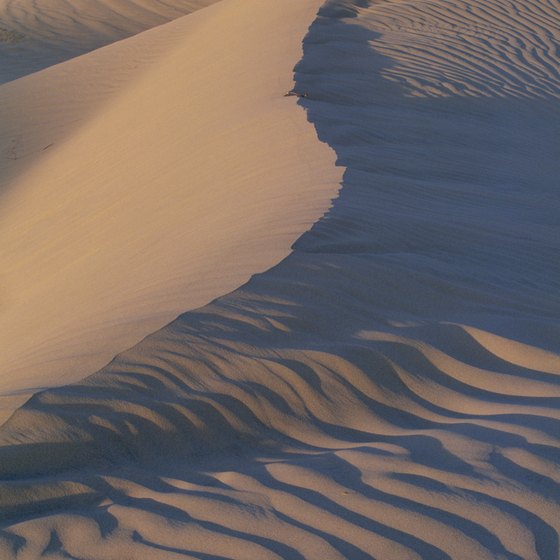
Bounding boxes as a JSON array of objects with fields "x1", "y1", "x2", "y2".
[
  {"x1": 1, "y1": 0, "x2": 559, "y2": 558},
  {"x1": 0, "y1": 0, "x2": 341, "y2": 419},
  {"x1": 0, "y1": 0, "x2": 223, "y2": 83}
]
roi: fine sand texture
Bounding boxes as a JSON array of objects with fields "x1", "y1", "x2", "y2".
[
  {"x1": 1, "y1": 0, "x2": 560, "y2": 559},
  {"x1": 0, "y1": 0, "x2": 222, "y2": 83},
  {"x1": 0, "y1": 0, "x2": 341, "y2": 420}
]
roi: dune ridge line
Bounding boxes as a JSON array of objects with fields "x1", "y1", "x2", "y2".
[{"x1": 0, "y1": 0, "x2": 559, "y2": 558}]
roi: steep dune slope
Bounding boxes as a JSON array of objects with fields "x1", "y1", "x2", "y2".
[
  {"x1": 0, "y1": 0, "x2": 559, "y2": 559},
  {"x1": 1, "y1": 0, "x2": 220, "y2": 45},
  {"x1": 0, "y1": 0, "x2": 340, "y2": 419},
  {"x1": 0, "y1": 0, "x2": 222, "y2": 82}
]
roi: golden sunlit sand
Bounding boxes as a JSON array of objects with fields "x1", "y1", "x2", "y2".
[
  {"x1": 0, "y1": 0, "x2": 559, "y2": 558},
  {"x1": 0, "y1": 0, "x2": 340, "y2": 417}
]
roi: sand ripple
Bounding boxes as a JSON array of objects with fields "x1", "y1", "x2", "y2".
[{"x1": 1, "y1": 0, "x2": 559, "y2": 558}]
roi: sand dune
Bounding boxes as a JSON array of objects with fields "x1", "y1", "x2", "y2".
[
  {"x1": 1, "y1": 0, "x2": 559, "y2": 559},
  {"x1": 0, "y1": 0, "x2": 221, "y2": 83},
  {"x1": 0, "y1": 0, "x2": 340, "y2": 419}
]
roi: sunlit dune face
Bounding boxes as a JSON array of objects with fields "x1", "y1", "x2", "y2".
[
  {"x1": 0, "y1": 0, "x2": 340, "y2": 400},
  {"x1": 0, "y1": 0, "x2": 223, "y2": 83},
  {"x1": 0, "y1": 0, "x2": 559, "y2": 558}
]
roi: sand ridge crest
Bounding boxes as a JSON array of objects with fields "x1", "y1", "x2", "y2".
[
  {"x1": 0, "y1": 0, "x2": 223, "y2": 83},
  {"x1": 0, "y1": 0, "x2": 559, "y2": 558},
  {"x1": 0, "y1": 0, "x2": 341, "y2": 411}
]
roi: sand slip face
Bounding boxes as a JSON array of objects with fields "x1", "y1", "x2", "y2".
[
  {"x1": 0, "y1": 0, "x2": 341, "y2": 418},
  {"x1": 0, "y1": 0, "x2": 560, "y2": 559}
]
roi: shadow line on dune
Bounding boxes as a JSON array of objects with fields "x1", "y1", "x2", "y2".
[{"x1": 0, "y1": 0, "x2": 559, "y2": 557}]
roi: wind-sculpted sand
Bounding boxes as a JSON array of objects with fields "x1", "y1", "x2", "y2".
[
  {"x1": 1, "y1": 0, "x2": 559, "y2": 559},
  {"x1": 0, "y1": 0, "x2": 222, "y2": 83},
  {"x1": 0, "y1": 0, "x2": 340, "y2": 418}
]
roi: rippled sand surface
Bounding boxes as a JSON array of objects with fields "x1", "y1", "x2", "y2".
[{"x1": 0, "y1": 1, "x2": 559, "y2": 558}]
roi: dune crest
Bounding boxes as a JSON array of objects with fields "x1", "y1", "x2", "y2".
[
  {"x1": 0, "y1": 0, "x2": 222, "y2": 83},
  {"x1": 1, "y1": 0, "x2": 559, "y2": 558},
  {"x1": 0, "y1": 0, "x2": 341, "y2": 418}
]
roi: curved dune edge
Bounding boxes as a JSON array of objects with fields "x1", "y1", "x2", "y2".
[
  {"x1": 1, "y1": 0, "x2": 559, "y2": 559},
  {"x1": 0, "y1": 0, "x2": 223, "y2": 83},
  {"x1": 0, "y1": 2, "x2": 221, "y2": 189},
  {"x1": 0, "y1": 0, "x2": 221, "y2": 45},
  {"x1": 0, "y1": 0, "x2": 341, "y2": 420}
]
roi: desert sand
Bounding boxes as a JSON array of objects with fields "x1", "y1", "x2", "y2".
[
  {"x1": 0, "y1": 0, "x2": 340, "y2": 420},
  {"x1": 0, "y1": 0, "x2": 559, "y2": 559},
  {"x1": 0, "y1": 0, "x2": 223, "y2": 83}
]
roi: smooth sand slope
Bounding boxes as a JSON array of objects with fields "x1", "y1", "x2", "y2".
[
  {"x1": 0, "y1": 0, "x2": 222, "y2": 83},
  {"x1": 0, "y1": 0, "x2": 340, "y2": 420},
  {"x1": 1, "y1": 0, "x2": 560, "y2": 559}
]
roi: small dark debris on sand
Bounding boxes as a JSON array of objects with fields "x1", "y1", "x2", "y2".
[{"x1": 284, "y1": 90, "x2": 309, "y2": 98}]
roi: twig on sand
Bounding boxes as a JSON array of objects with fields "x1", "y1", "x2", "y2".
[{"x1": 284, "y1": 90, "x2": 309, "y2": 98}]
